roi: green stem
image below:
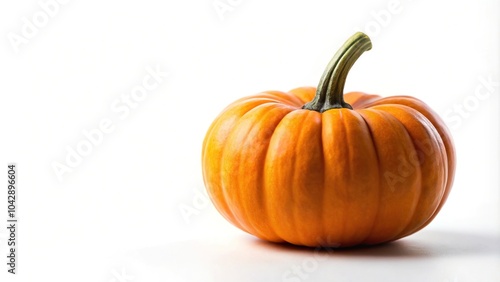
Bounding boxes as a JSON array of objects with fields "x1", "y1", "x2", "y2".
[{"x1": 302, "y1": 32, "x2": 372, "y2": 112}]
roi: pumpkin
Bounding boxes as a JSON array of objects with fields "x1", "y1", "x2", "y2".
[{"x1": 202, "y1": 32, "x2": 455, "y2": 247}]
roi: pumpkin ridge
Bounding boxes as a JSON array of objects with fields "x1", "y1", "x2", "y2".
[
  {"x1": 339, "y1": 110, "x2": 353, "y2": 245},
  {"x1": 210, "y1": 101, "x2": 289, "y2": 234},
  {"x1": 320, "y1": 110, "x2": 351, "y2": 246},
  {"x1": 260, "y1": 109, "x2": 301, "y2": 242},
  {"x1": 375, "y1": 97, "x2": 455, "y2": 231},
  {"x1": 362, "y1": 109, "x2": 419, "y2": 243},
  {"x1": 265, "y1": 109, "x2": 321, "y2": 244},
  {"x1": 290, "y1": 113, "x2": 303, "y2": 245},
  {"x1": 291, "y1": 110, "x2": 319, "y2": 245},
  {"x1": 395, "y1": 106, "x2": 448, "y2": 238},
  {"x1": 288, "y1": 87, "x2": 317, "y2": 104},
  {"x1": 374, "y1": 106, "x2": 425, "y2": 240},
  {"x1": 317, "y1": 112, "x2": 327, "y2": 246},
  {"x1": 224, "y1": 103, "x2": 293, "y2": 239},
  {"x1": 264, "y1": 90, "x2": 305, "y2": 107},
  {"x1": 355, "y1": 109, "x2": 382, "y2": 245},
  {"x1": 375, "y1": 104, "x2": 448, "y2": 239},
  {"x1": 203, "y1": 101, "x2": 270, "y2": 231},
  {"x1": 230, "y1": 97, "x2": 290, "y2": 108}
]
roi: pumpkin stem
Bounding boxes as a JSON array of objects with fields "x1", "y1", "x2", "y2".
[{"x1": 302, "y1": 32, "x2": 372, "y2": 112}]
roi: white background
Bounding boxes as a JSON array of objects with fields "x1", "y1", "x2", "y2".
[{"x1": 0, "y1": 0, "x2": 499, "y2": 281}]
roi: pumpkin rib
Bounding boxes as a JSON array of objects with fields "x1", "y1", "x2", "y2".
[
  {"x1": 373, "y1": 105, "x2": 426, "y2": 240},
  {"x1": 355, "y1": 110, "x2": 382, "y2": 246},
  {"x1": 346, "y1": 110, "x2": 383, "y2": 246},
  {"x1": 290, "y1": 111, "x2": 307, "y2": 245},
  {"x1": 375, "y1": 104, "x2": 448, "y2": 239},
  {"x1": 232, "y1": 98, "x2": 296, "y2": 112},
  {"x1": 214, "y1": 102, "x2": 286, "y2": 235},
  {"x1": 288, "y1": 87, "x2": 317, "y2": 104},
  {"x1": 202, "y1": 99, "x2": 265, "y2": 156},
  {"x1": 261, "y1": 109, "x2": 305, "y2": 242},
  {"x1": 264, "y1": 111, "x2": 310, "y2": 241},
  {"x1": 363, "y1": 96, "x2": 454, "y2": 202},
  {"x1": 245, "y1": 91, "x2": 304, "y2": 107},
  {"x1": 302, "y1": 110, "x2": 328, "y2": 246},
  {"x1": 261, "y1": 119, "x2": 285, "y2": 242},
  {"x1": 383, "y1": 112, "x2": 423, "y2": 241},
  {"x1": 392, "y1": 98, "x2": 454, "y2": 231},
  {"x1": 321, "y1": 110, "x2": 345, "y2": 246},
  {"x1": 406, "y1": 104, "x2": 449, "y2": 196},
  {"x1": 258, "y1": 104, "x2": 300, "y2": 240},
  {"x1": 350, "y1": 109, "x2": 385, "y2": 244},
  {"x1": 339, "y1": 111, "x2": 353, "y2": 245},
  {"x1": 203, "y1": 97, "x2": 289, "y2": 158},
  {"x1": 225, "y1": 94, "x2": 299, "y2": 113},
  {"x1": 222, "y1": 107, "x2": 262, "y2": 237},
  {"x1": 266, "y1": 90, "x2": 305, "y2": 107},
  {"x1": 345, "y1": 92, "x2": 381, "y2": 109},
  {"x1": 317, "y1": 112, "x2": 328, "y2": 246},
  {"x1": 202, "y1": 99, "x2": 275, "y2": 232},
  {"x1": 320, "y1": 109, "x2": 383, "y2": 247},
  {"x1": 362, "y1": 109, "x2": 422, "y2": 243},
  {"x1": 259, "y1": 112, "x2": 294, "y2": 243},
  {"x1": 290, "y1": 109, "x2": 309, "y2": 245},
  {"x1": 392, "y1": 107, "x2": 435, "y2": 240},
  {"x1": 354, "y1": 109, "x2": 410, "y2": 244},
  {"x1": 294, "y1": 111, "x2": 326, "y2": 245},
  {"x1": 225, "y1": 103, "x2": 293, "y2": 239},
  {"x1": 390, "y1": 105, "x2": 449, "y2": 238}
]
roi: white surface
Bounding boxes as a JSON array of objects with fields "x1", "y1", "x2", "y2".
[
  {"x1": 120, "y1": 229, "x2": 500, "y2": 282},
  {"x1": 0, "y1": 0, "x2": 499, "y2": 281}
]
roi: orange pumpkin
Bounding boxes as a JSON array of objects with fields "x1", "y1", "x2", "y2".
[{"x1": 202, "y1": 32, "x2": 455, "y2": 247}]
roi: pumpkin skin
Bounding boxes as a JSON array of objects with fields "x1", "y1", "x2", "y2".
[{"x1": 201, "y1": 33, "x2": 455, "y2": 247}]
